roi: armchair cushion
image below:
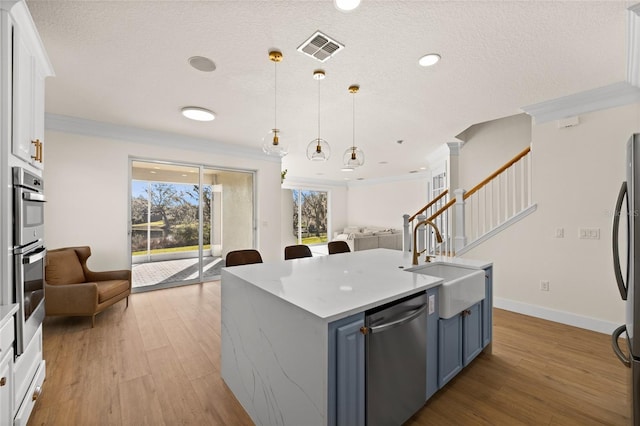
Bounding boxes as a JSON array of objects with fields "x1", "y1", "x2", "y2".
[
  {"x1": 96, "y1": 280, "x2": 130, "y2": 303},
  {"x1": 45, "y1": 249, "x2": 85, "y2": 285}
]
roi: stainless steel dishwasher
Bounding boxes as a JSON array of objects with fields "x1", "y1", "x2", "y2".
[{"x1": 364, "y1": 291, "x2": 428, "y2": 426}]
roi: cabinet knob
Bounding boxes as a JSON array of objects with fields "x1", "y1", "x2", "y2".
[
  {"x1": 32, "y1": 385, "x2": 42, "y2": 401},
  {"x1": 0, "y1": 377, "x2": 6, "y2": 386},
  {"x1": 359, "y1": 326, "x2": 369, "y2": 335}
]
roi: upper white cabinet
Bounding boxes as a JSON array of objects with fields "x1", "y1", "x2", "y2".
[{"x1": 3, "y1": 1, "x2": 54, "y2": 171}]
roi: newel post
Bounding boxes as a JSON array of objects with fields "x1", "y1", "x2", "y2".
[
  {"x1": 454, "y1": 189, "x2": 467, "y2": 251},
  {"x1": 403, "y1": 214, "x2": 411, "y2": 252}
]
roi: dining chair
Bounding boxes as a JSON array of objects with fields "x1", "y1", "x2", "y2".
[
  {"x1": 328, "y1": 240, "x2": 351, "y2": 255},
  {"x1": 284, "y1": 244, "x2": 313, "y2": 260},
  {"x1": 225, "y1": 249, "x2": 263, "y2": 267}
]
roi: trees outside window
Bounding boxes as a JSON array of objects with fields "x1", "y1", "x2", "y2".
[{"x1": 292, "y1": 189, "x2": 328, "y2": 244}]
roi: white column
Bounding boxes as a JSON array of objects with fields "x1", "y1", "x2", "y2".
[
  {"x1": 417, "y1": 214, "x2": 426, "y2": 253},
  {"x1": 454, "y1": 189, "x2": 466, "y2": 252}
]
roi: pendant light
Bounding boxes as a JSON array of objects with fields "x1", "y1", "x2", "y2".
[
  {"x1": 342, "y1": 84, "x2": 364, "y2": 171},
  {"x1": 263, "y1": 50, "x2": 288, "y2": 157},
  {"x1": 306, "y1": 70, "x2": 331, "y2": 161}
]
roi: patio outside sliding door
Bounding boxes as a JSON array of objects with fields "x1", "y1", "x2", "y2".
[{"x1": 130, "y1": 160, "x2": 254, "y2": 290}]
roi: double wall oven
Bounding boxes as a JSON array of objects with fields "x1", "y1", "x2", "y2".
[{"x1": 12, "y1": 167, "x2": 46, "y2": 356}]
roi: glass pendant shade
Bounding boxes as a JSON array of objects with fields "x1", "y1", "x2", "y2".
[
  {"x1": 263, "y1": 50, "x2": 288, "y2": 157},
  {"x1": 307, "y1": 138, "x2": 331, "y2": 161},
  {"x1": 263, "y1": 128, "x2": 288, "y2": 157},
  {"x1": 307, "y1": 69, "x2": 330, "y2": 162},
  {"x1": 342, "y1": 146, "x2": 365, "y2": 168}
]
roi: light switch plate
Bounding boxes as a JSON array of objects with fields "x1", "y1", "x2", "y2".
[{"x1": 428, "y1": 294, "x2": 435, "y2": 315}]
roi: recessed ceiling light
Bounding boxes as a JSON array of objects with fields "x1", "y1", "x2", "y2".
[
  {"x1": 419, "y1": 53, "x2": 441, "y2": 67},
  {"x1": 379, "y1": 161, "x2": 388, "y2": 165},
  {"x1": 409, "y1": 170, "x2": 418, "y2": 174},
  {"x1": 397, "y1": 140, "x2": 404, "y2": 144},
  {"x1": 188, "y1": 56, "x2": 216, "y2": 72},
  {"x1": 150, "y1": 171, "x2": 157, "y2": 174},
  {"x1": 181, "y1": 107, "x2": 215, "y2": 121},
  {"x1": 334, "y1": 0, "x2": 361, "y2": 12},
  {"x1": 341, "y1": 166, "x2": 355, "y2": 172},
  {"x1": 420, "y1": 167, "x2": 427, "y2": 170}
]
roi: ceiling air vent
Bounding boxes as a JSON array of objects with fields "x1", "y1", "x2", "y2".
[{"x1": 297, "y1": 31, "x2": 344, "y2": 62}]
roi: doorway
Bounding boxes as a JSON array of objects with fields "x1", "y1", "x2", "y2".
[{"x1": 129, "y1": 160, "x2": 254, "y2": 290}]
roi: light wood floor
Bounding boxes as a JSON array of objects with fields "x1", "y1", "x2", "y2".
[{"x1": 27, "y1": 281, "x2": 629, "y2": 426}]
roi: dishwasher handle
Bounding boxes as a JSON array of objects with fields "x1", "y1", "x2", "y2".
[{"x1": 362, "y1": 303, "x2": 428, "y2": 335}]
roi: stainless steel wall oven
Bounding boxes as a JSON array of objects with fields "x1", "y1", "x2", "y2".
[
  {"x1": 13, "y1": 167, "x2": 45, "y2": 248},
  {"x1": 12, "y1": 167, "x2": 46, "y2": 356}
]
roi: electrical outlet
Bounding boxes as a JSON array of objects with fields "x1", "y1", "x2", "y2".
[
  {"x1": 555, "y1": 228, "x2": 564, "y2": 238},
  {"x1": 428, "y1": 294, "x2": 435, "y2": 315},
  {"x1": 579, "y1": 228, "x2": 600, "y2": 240},
  {"x1": 540, "y1": 280, "x2": 550, "y2": 291}
]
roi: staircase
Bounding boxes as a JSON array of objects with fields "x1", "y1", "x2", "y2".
[{"x1": 404, "y1": 146, "x2": 537, "y2": 257}]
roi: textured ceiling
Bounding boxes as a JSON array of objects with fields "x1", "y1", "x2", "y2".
[{"x1": 27, "y1": 0, "x2": 632, "y2": 183}]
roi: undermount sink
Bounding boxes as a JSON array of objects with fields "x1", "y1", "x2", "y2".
[{"x1": 408, "y1": 263, "x2": 485, "y2": 319}]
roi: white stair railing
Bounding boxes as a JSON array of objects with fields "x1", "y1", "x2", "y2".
[{"x1": 404, "y1": 146, "x2": 533, "y2": 257}]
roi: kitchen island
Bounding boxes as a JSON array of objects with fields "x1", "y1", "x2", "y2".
[{"x1": 221, "y1": 248, "x2": 492, "y2": 426}]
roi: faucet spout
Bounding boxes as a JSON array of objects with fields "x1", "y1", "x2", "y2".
[{"x1": 412, "y1": 219, "x2": 443, "y2": 265}]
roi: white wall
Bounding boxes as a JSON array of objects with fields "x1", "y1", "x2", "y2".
[
  {"x1": 463, "y1": 103, "x2": 640, "y2": 332},
  {"x1": 346, "y1": 175, "x2": 429, "y2": 230},
  {"x1": 43, "y1": 129, "x2": 282, "y2": 270},
  {"x1": 458, "y1": 113, "x2": 532, "y2": 190}
]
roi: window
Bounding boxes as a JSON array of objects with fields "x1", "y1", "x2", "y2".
[{"x1": 292, "y1": 189, "x2": 328, "y2": 245}]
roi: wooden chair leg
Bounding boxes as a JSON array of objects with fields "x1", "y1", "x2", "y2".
[
  {"x1": 91, "y1": 315, "x2": 95, "y2": 328},
  {"x1": 126, "y1": 296, "x2": 129, "y2": 308}
]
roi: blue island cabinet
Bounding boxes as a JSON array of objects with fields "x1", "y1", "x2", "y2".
[
  {"x1": 437, "y1": 266, "x2": 493, "y2": 388},
  {"x1": 328, "y1": 312, "x2": 365, "y2": 426}
]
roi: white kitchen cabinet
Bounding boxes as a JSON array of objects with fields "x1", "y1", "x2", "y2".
[
  {"x1": 9, "y1": 6, "x2": 51, "y2": 170},
  {"x1": 0, "y1": 306, "x2": 17, "y2": 426}
]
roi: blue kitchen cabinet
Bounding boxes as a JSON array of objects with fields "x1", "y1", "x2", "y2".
[
  {"x1": 462, "y1": 302, "x2": 483, "y2": 366},
  {"x1": 425, "y1": 287, "x2": 439, "y2": 401},
  {"x1": 438, "y1": 299, "x2": 485, "y2": 387},
  {"x1": 482, "y1": 266, "x2": 493, "y2": 348},
  {"x1": 328, "y1": 312, "x2": 365, "y2": 426},
  {"x1": 437, "y1": 313, "x2": 463, "y2": 388}
]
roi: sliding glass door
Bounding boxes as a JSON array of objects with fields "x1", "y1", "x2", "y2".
[{"x1": 130, "y1": 160, "x2": 254, "y2": 290}]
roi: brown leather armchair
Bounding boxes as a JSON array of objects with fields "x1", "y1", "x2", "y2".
[{"x1": 44, "y1": 246, "x2": 131, "y2": 327}]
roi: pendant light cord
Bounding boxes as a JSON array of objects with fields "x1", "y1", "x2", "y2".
[
  {"x1": 317, "y1": 77, "x2": 321, "y2": 141},
  {"x1": 274, "y1": 60, "x2": 277, "y2": 130},
  {"x1": 352, "y1": 90, "x2": 356, "y2": 150}
]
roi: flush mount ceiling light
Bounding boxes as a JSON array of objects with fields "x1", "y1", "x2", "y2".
[
  {"x1": 306, "y1": 70, "x2": 331, "y2": 162},
  {"x1": 418, "y1": 53, "x2": 441, "y2": 67},
  {"x1": 342, "y1": 84, "x2": 364, "y2": 171},
  {"x1": 334, "y1": 0, "x2": 361, "y2": 12},
  {"x1": 181, "y1": 106, "x2": 215, "y2": 121},
  {"x1": 262, "y1": 50, "x2": 288, "y2": 157},
  {"x1": 188, "y1": 56, "x2": 216, "y2": 72}
]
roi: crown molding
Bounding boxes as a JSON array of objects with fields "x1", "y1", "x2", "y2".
[
  {"x1": 628, "y1": 3, "x2": 640, "y2": 87},
  {"x1": 282, "y1": 176, "x2": 348, "y2": 189},
  {"x1": 520, "y1": 81, "x2": 640, "y2": 124},
  {"x1": 45, "y1": 113, "x2": 281, "y2": 163}
]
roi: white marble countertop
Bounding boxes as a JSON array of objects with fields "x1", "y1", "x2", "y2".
[
  {"x1": 223, "y1": 248, "x2": 491, "y2": 322},
  {"x1": 0, "y1": 303, "x2": 18, "y2": 326}
]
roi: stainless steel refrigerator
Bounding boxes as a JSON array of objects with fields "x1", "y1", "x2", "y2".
[{"x1": 612, "y1": 133, "x2": 640, "y2": 425}]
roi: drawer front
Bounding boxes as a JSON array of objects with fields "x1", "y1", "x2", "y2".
[
  {"x1": 0, "y1": 316, "x2": 15, "y2": 357},
  {"x1": 1, "y1": 348, "x2": 14, "y2": 426},
  {"x1": 13, "y1": 360, "x2": 45, "y2": 426},
  {"x1": 14, "y1": 326, "x2": 41, "y2": 410}
]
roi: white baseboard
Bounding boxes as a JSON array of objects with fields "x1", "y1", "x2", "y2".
[{"x1": 494, "y1": 297, "x2": 620, "y2": 335}]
